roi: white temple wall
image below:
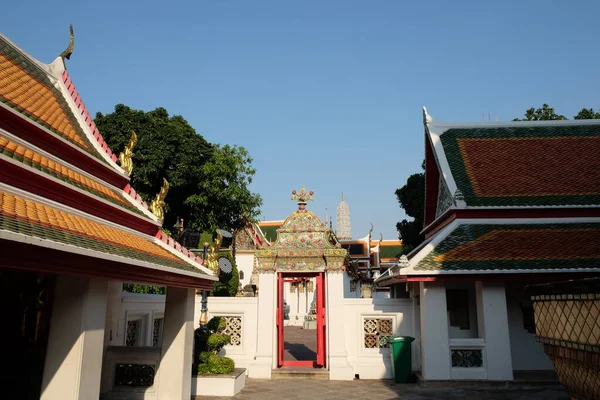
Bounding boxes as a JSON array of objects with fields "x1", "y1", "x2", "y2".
[
  {"x1": 199, "y1": 297, "x2": 259, "y2": 373},
  {"x1": 235, "y1": 252, "x2": 255, "y2": 288},
  {"x1": 342, "y1": 298, "x2": 414, "y2": 379},
  {"x1": 506, "y1": 288, "x2": 554, "y2": 371},
  {"x1": 283, "y1": 278, "x2": 316, "y2": 326}
]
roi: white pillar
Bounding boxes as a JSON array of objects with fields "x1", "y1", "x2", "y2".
[
  {"x1": 104, "y1": 280, "x2": 123, "y2": 347},
  {"x1": 249, "y1": 272, "x2": 276, "y2": 378},
  {"x1": 156, "y1": 287, "x2": 195, "y2": 399},
  {"x1": 419, "y1": 281, "x2": 451, "y2": 380},
  {"x1": 475, "y1": 281, "x2": 513, "y2": 380},
  {"x1": 326, "y1": 272, "x2": 353, "y2": 380},
  {"x1": 41, "y1": 276, "x2": 108, "y2": 400}
]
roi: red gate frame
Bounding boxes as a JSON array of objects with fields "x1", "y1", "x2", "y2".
[{"x1": 277, "y1": 272, "x2": 326, "y2": 368}]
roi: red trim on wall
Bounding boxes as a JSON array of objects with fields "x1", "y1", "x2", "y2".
[
  {"x1": 423, "y1": 208, "x2": 600, "y2": 238},
  {"x1": 0, "y1": 240, "x2": 214, "y2": 289},
  {"x1": 405, "y1": 272, "x2": 599, "y2": 282},
  {"x1": 0, "y1": 159, "x2": 157, "y2": 235},
  {"x1": 0, "y1": 106, "x2": 127, "y2": 188}
]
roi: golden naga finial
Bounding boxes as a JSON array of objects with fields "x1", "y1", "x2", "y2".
[
  {"x1": 206, "y1": 230, "x2": 223, "y2": 276},
  {"x1": 118, "y1": 130, "x2": 137, "y2": 176},
  {"x1": 150, "y1": 178, "x2": 169, "y2": 224},
  {"x1": 59, "y1": 24, "x2": 75, "y2": 60}
]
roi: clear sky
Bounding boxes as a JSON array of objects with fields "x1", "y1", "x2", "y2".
[{"x1": 3, "y1": 1, "x2": 600, "y2": 240}]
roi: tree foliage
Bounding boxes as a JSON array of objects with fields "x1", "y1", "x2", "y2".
[
  {"x1": 574, "y1": 108, "x2": 600, "y2": 120},
  {"x1": 395, "y1": 162, "x2": 425, "y2": 255},
  {"x1": 122, "y1": 283, "x2": 165, "y2": 294},
  {"x1": 210, "y1": 252, "x2": 240, "y2": 297},
  {"x1": 512, "y1": 104, "x2": 567, "y2": 121},
  {"x1": 94, "y1": 104, "x2": 262, "y2": 233},
  {"x1": 513, "y1": 104, "x2": 600, "y2": 121}
]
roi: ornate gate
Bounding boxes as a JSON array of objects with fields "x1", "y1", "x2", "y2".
[{"x1": 255, "y1": 188, "x2": 346, "y2": 369}]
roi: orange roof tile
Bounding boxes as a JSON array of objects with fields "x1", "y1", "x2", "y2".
[{"x1": 0, "y1": 190, "x2": 199, "y2": 271}]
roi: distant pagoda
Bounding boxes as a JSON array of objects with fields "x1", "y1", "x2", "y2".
[{"x1": 336, "y1": 193, "x2": 352, "y2": 240}]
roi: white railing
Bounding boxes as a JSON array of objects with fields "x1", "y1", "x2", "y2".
[{"x1": 449, "y1": 338, "x2": 487, "y2": 380}]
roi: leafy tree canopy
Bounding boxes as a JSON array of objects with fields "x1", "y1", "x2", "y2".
[
  {"x1": 513, "y1": 104, "x2": 600, "y2": 121},
  {"x1": 95, "y1": 104, "x2": 262, "y2": 233},
  {"x1": 395, "y1": 162, "x2": 425, "y2": 255},
  {"x1": 513, "y1": 104, "x2": 567, "y2": 121}
]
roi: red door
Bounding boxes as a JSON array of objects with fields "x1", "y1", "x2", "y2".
[
  {"x1": 316, "y1": 272, "x2": 326, "y2": 367},
  {"x1": 277, "y1": 273, "x2": 284, "y2": 367}
]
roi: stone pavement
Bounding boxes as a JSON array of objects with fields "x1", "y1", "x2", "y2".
[
  {"x1": 283, "y1": 326, "x2": 317, "y2": 361},
  {"x1": 195, "y1": 378, "x2": 569, "y2": 400}
]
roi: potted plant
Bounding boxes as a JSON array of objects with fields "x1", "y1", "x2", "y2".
[{"x1": 191, "y1": 317, "x2": 245, "y2": 397}]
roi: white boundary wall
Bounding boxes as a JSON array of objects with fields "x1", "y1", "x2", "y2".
[{"x1": 343, "y1": 298, "x2": 414, "y2": 379}]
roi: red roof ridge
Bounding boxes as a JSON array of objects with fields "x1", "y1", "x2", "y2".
[
  {"x1": 154, "y1": 230, "x2": 213, "y2": 274},
  {"x1": 60, "y1": 71, "x2": 123, "y2": 169}
]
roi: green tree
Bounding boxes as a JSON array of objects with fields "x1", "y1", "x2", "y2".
[
  {"x1": 395, "y1": 162, "x2": 425, "y2": 255},
  {"x1": 185, "y1": 144, "x2": 262, "y2": 233},
  {"x1": 574, "y1": 108, "x2": 600, "y2": 119},
  {"x1": 513, "y1": 104, "x2": 567, "y2": 121},
  {"x1": 210, "y1": 252, "x2": 240, "y2": 297},
  {"x1": 94, "y1": 105, "x2": 262, "y2": 232},
  {"x1": 123, "y1": 283, "x2": 165, "y2": 294}
]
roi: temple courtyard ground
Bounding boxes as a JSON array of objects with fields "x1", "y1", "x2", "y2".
[{"x1": 195, "y1": 378, "x2": 568, "y2": 399}]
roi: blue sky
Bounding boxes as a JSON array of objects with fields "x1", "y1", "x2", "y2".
[{"x1": 4, "y1": 1, "x2": 600, "y2": 240}]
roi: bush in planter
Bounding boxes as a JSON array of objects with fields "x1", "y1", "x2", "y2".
[{"x1": 194, "y1": 316, "x2": 235, "y2": 375}]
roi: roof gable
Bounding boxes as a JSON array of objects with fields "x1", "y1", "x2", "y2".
[{"x1": 425, "y1": 109, "x2": 600, "y2": 209}]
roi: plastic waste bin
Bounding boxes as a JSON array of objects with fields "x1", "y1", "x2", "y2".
[{"x1": 389, "y1": 336, "x2": 414, "y2": 383}]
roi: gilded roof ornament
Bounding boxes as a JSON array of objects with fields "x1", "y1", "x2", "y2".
[
  {"x1": 291, "y1": 187, "x2": 314, "y2": 210},
  {"x1": 59, "y1": 24, "x2": 75, "y2": 60},
  {"x1": 205, "y1": 230, "x2": 223, "y2": 276},
  {"x1": 118, "y1": 130, "x2": 137, "y2": 176},
  {"x1": 150, "y1": 178, "x2": 169, "y2": 225}
]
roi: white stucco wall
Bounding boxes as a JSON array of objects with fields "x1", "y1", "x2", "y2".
[
  {"x1": 343, "y1": 298, "x2": 414, "y2": 379},
  {"x1": 505, "y1": 288, "x2": 554, "y2": 371},
  {"x1": 199, "y1": 297, "x2": 259, "y2": 372},
  {"x1": 283, "y1": 279, "x2": 315, "y2": 326},
  {"x1": 235, "y1": 252, "x2": 255, "y2": 288}
]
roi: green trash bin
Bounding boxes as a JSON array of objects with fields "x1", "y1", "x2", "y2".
[{"x1": 389, "y1": 336, "x2": 414, "y2": 383}]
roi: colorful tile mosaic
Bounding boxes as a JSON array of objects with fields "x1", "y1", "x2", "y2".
[
  {"x1": 0, "y1": 135, "x2": 144, "y2": 216},
  {"x1": 0, "y1": 38, "x2": 101, "y2": 159},
  {"x1": 439, "y1": 126, "x2": 600, "y2": 207},
  {"x1": 415, "y1": 223, "x2": 600, "y2": 272},
  {"x1": 0, "y1": 190, "x2": 206, "y2": 273}
]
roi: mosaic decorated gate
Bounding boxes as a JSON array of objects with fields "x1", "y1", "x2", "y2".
[{"x1": 255, "y1": 188, "x2": 347, "y2": 368}]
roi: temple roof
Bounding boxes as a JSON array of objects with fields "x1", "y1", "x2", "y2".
[
  {"x1": 0, "y1": 31, "x2": 215, "y2": 284},
  {"x1": 258, "y1": 220, "x2": 284, "y2": 243},
  {"x1": 0, "y1": 189, "x2": 213, "y2": 277},
  {"x1": 424, "y1": 108, "x2": 600, "y2": 226},
  {"x1": 378, "y1": 220, "x2": 600, "y2": 282}
]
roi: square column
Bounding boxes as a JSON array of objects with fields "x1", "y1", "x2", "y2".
[
  {"x1": 41, "y1": 276, "x2": 108, "y2": 400},
  {"x1": 249, "y1": 272, "x2": 276, "y2": 378},
  {"x1": 156, "y1": 286, "x2": 195, "y2": 399},
  {"x1": 326, "y1": 272, "x2": 353, "y2": 380},
  {"x1": 475, "y1": 282, "x2": 513, "y2": 381},
  {"x1": 419, "y1": 281, "x2": 451, "y2": 380}
]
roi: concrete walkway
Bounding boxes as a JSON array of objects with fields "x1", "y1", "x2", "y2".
[
  {"x1": 195, "y1": 378, "x2": 569, "y2": 400},
  {"x1": 283, "y1": 326, "x2": 317, "y2": 362}
]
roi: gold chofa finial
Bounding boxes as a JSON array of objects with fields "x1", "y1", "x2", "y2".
[
  {"x1": 150, "y1": 178, "x2": 169, "y2": 224},
  {"x1": 59, "y1": 24, "x2": 75, "y2": 60},
  {"x1": 118, "y1": 130, "x2": 137, "y2": 176},
  {"x1": 206, "y1": 230, "x2": 223, "y2": 276}
]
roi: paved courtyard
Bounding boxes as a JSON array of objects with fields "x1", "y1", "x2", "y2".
[
  {"x1": 195, "y1": 378, "x2": 569, "y2": 400},
  {"x1": 283, "y1": 326, "x2": 317, "y2": 361}
]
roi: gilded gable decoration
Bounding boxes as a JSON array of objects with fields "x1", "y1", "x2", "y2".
[
  {"x1": 59, "y1": 24, "x2": 75, "y2": 60},
  {"x1": 118, "y1": 130, "x2": 137, "y2": 176},
  {"x1": 150, "y1": 178, "x2": 169, "y2": 225}
]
